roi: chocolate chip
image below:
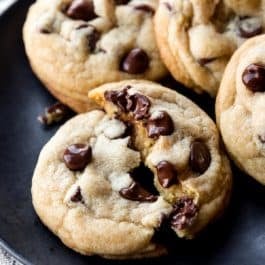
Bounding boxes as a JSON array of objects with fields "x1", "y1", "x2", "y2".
[
  {"x1": 170, "y1": 197, "x2": 198, "y2": 230},
  {"x1": 66, "y1": 0, "x2": 97, "y2": 21},
  {"x1": 104, "y1": 90, "x2": 117, "y2": 103},
  {"x1": 98, "y1": 48, "x2": 106, "y2": 53},
  {"x1": 40, "y1": 28, "x2": 52, "y2": 34},
  {"x1": 146, "y1": 111, "x2": 174, "y2": 138},
  {"x1": 189, "y1": 141, "x2": 211, "y2": 174},
  {"x1": 70, "y1": 186, "x2": 83, "y2": 202},
  {"x1": 197, "y1": 58, "x2": 216, "y2": 66},
  {"x1": 63, "y1": 144, "x2": 92, "y2": 171},
  {"x1": 38, "y1": 102, "x2": 72, "y2": 126},
  {"x1": 128, "y1": 93, "x2": 151, "y2": 120},
  {"x1": 156, "y1": 161, "x2": 178, "y2": 188},
  {"x1": 238, "y1": 17, "x2": 262, "y2": 38},
  {"x1": 120, "y1": 48, "x2": 149, "y2": 74},
  {"x1": 163, "y1": 2, "x2": 172, "y2": 11},
  {"x1": 104, "y1": 88, "x2": 151, "y2": 120},
  {"x1": 114, "y1": 0, "x2": 130, "y2": 4},
  {"x1": 75, "y1": 23, "x2": 89, "y2": 30},
  {"x1": 134, "y1": 5, "x2": 155, "y2": 15},
  {"x1": 258, "y1": 135, "x2": 265, "y2": 143},
  {"x1": 75, "y1": 24, "x2": 100, "y2": 52},
  {"x1": 104, "y1": 87, "x2": 131, "y2": 112},
  {"x1": 119, "y1": 181, "x2": 157, "y2": 202},
  {"x1": 87, "y1": 27, "x2": 100, "y2": 52},
  {"x1": 242, "y1": 63, "x2": 265, "y2": 92}
]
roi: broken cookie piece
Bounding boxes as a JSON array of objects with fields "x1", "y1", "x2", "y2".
[{"x1": 38, "y1": 102, "x2": 72, "y2": 126}]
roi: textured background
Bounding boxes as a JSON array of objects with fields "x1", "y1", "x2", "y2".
[
  {"x1": 0, "y1": 1, "x2": 22, "y2": 264},
  {"x1": 0, "y1": 248, "x2": 22, "y2": 265}
]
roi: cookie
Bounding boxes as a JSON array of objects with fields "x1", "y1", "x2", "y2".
[
  {"x1": 154, "y1": 0, "x2": 265, "y2": 96},
  {"x1": 89, "y1": 81, "x2": 232, "y2": 240},
  {"x1": 23, "y1": 0, "x2": 167, "y2": 113},
  {"x1": 216, "y1": 35, "x2": 265, "y2": 185},
  {"x1": 32, "y1": 80, "x2": 232, "y2": 258}
]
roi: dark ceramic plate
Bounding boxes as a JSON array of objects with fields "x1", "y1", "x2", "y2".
[{"x1": 1, "y1": 1, "x2": 265, "y2": 264}]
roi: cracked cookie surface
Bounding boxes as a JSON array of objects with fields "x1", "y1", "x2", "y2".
[
  {"x1": 32, "y1": 110, "x2": 171, "y2": 258},
  {"x1": 23, "y1": 0, "x2": 167, "y2": 113},
  {"x1": 154, "y1": 0, "x2": 265, "y2": 96},
  {"x1": 216, "y1": 35, "x2": 265, "y2": 185},
  {"x1": 31, "y1": 80, "x2": 232, "y2": 259}
]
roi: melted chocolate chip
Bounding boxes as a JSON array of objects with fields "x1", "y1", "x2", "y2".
[
  {"x1": 63, "y1": 144, "x2": 92, "y2": 171},
  {"x1": 238, "y1": 17, "x2": 262, "y2": 38},
  {"x1": 87, "y1": 27, "x2": 100, "y2": 52},
  {"x1": 134, "y1": 5, "x2": 155, "y2": 15},
  {"x1": 70, "y1": 187, "x2": 83, "y2": 202},
  {"x1": 242, "y1": 63, "x2": 265, "y2": 92},
  {"x1": 104, "y1": 87, "x2": 131, "y2": 112},
  {"x1": 38, "y1": 102, "x2": 72, "y2": 126},
  {"x1": 104, "y1": 88, "x2": 151, "y2": 120},
  {"x1": 189, "y1": 141, "x2": 211, "y2": 174},
  {"x1": 119, "y1": 181, "x2": 157, "y2": 202},
  {"x1": 120, "y1": 48, "x2": 149, "y2": 74},
  {"x1": 114, "y1": 0, "x2": 130, "y2": 4},
  {"x1": 170, "y1": 197, "x2": 198, "y2": 230},
  {"x1": 156, "y1": 161, "x2": 178, "y2": 188},
  {"x1": 104, "y1": 90, "x2": 117, "y2": 102},
  {"x1": 66, "y1": 0, "x2": 98, "y2": 21},
  {"x1": 146, "y1": 111, "x2": 174, "y2": 138},
  {"x1": 198, "y1": 58, "x2": 216, "y2": 66},
  {"x1": 125, "y1": 93, "x2": 136, "y2": 112},
  {"x1": 128, "y1": 93, "x2": 151, "y2": 120}
]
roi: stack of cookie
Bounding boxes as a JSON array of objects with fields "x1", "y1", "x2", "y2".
[{"x1": 22, "y1": 0, "x2": 264, "y2": 259}]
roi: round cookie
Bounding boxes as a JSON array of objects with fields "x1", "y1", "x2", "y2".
[
  {"x1": 23, "y1": 0, "x2": 167, "y2": 113},
  {"x1": 154, "y1": 0, "x2": 265, "y2": 96},
  {"x1": 32, "y1": 81, "x2": 232, "y2": 258},
  {"x1": 216, "y1": 35, "x2": 265, "y2": 185}
]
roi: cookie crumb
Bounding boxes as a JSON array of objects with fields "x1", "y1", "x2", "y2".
[{"x1": 38, "y1": 102, "x2": 72, "y2": 126}]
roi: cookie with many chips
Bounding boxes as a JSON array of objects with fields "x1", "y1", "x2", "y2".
[
  {"x1": 154, "y1": 0, "x2": 265, "y2": 96},
  {"x1": 32, "y1": 80, "x2": 232, "y2": 258},
  {"x1": 23, "y1": 0, "x2": 167, "y2": 112}
]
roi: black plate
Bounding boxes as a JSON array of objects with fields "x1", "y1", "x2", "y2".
[{"x1": 1, "y1": 1, "x2": 265, "y2": 264}]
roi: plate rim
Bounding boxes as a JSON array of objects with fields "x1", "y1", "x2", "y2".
[{"x1": 0, "y1": 239, "x2": 31, "y2": 265}]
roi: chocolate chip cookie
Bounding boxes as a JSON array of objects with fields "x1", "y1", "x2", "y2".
[
  {"x1": 90, "y1": 81, "x2": 233, "y2": 235},
  {"x1": 216, "y1": 35, "x2": 265, "y2": 185},
  {"x1": 32, "y1": 80, "x2": 231, "y2": 258},
  {"x1": 23, "y1": 0, "x2": 167, "y2": 113},
  {"x1": 154, "y1": 0, "x2": 265, "y2": 96}
]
